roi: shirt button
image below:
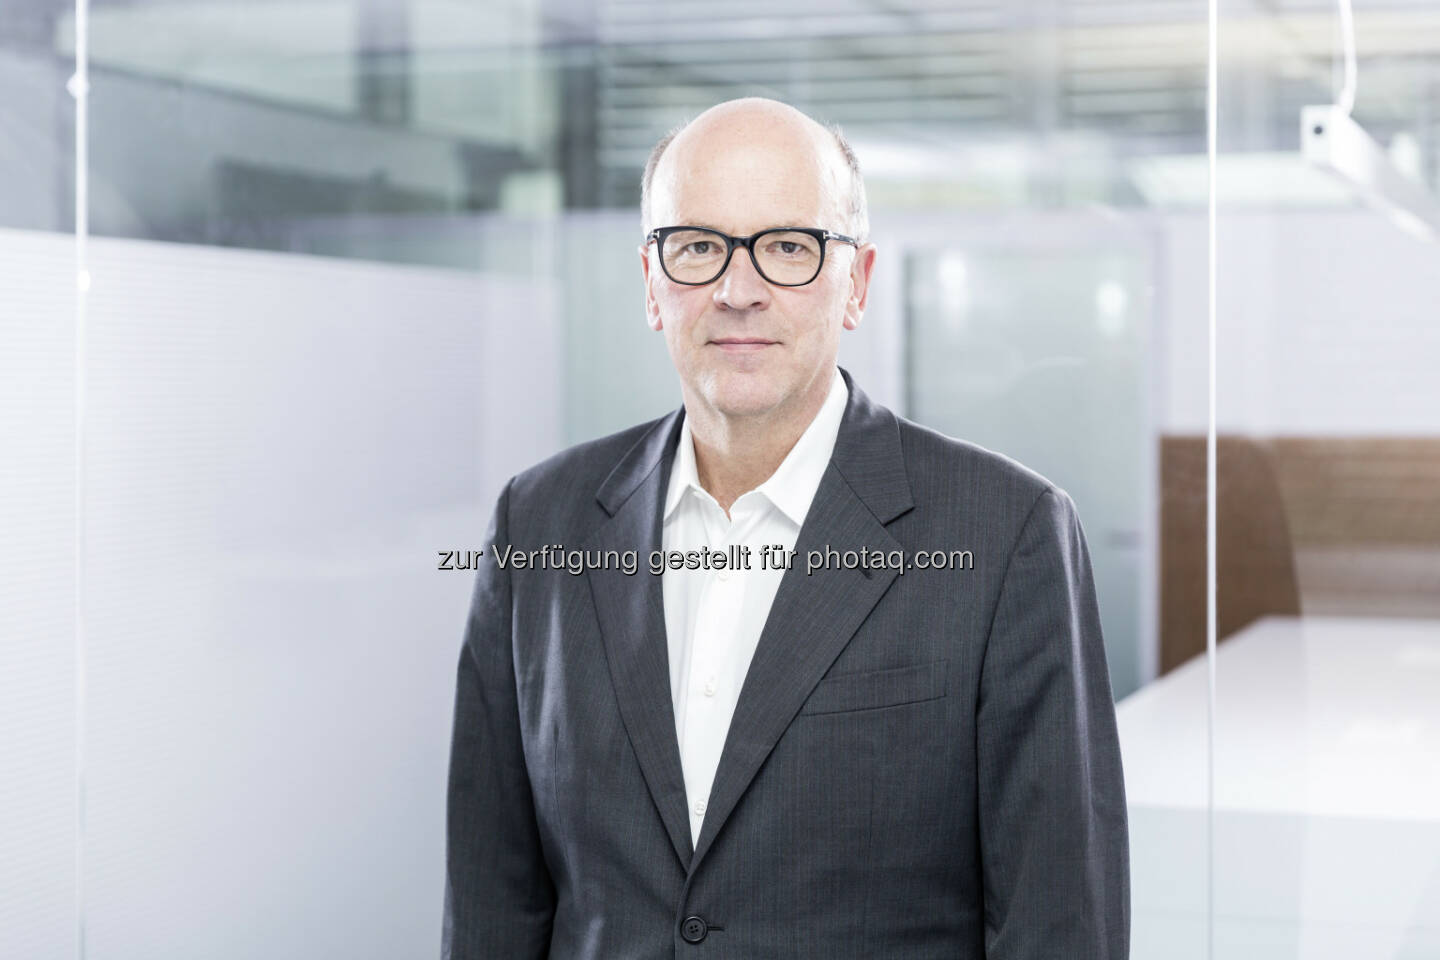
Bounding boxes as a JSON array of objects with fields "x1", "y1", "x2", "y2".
[
  {"x1": 694, "y1": 797, "x2": 707, "y2": 816},
  {"x1": 703, "y1": 676, "x2": 717, "y2": 697},
  {"x1": 717, "y1": 567, "x2": 730, "y2": 582}
]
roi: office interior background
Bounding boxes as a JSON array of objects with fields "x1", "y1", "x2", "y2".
[{"x1": 2, "y1": 0, "x2": 1438, "y2": 956}]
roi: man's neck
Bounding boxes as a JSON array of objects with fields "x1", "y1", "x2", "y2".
[{"x1": 684, "y1": 372, "x2": 833, "y2": 516}]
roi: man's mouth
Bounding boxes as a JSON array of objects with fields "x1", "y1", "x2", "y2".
[{"x1": 709, "y1": 337, "x2": 778, "y2": 352}]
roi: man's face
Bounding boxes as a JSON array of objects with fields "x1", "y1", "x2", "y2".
[{"x1": 638, "y1": 121, "x2": 876, "y2": 422}]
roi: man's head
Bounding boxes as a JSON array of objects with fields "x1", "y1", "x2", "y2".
[{"x1": 637, "y1": 98, "x2": 877, "y2": 426}]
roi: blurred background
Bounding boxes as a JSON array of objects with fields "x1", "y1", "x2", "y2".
[{"x1": 1, "y1": 0, "x2": 1437, "y2": 956}]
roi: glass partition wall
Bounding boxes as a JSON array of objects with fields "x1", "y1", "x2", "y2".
[
  {"x1": 1, "y1": 4, "x2": 78, "y2": 954},
  {"x1": 2, "y1": 0, "x2": 1432, "y2": 957},
  {"x1": 1208, "y1": 0, "x2": 1440, "y2": 956}
]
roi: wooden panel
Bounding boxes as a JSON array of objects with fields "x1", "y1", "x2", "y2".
[
  {"x1": 1159, "y1": 435, "x2": 1301, "y2": 675},
  {"x1": 1158, "y1": 434, "x2": 1440, "y2": 676},
  {"x1": 1269, "y1": 436, "x2": 1440, "y2": 546}
]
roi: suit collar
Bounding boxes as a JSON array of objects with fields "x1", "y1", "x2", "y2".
[
  {"x1": 828, "y1": 366, "x2": 914, "y2": 524},
  {"x1": 593, "y1": 405, "x2": 684, "y2": 518},
  {"x1": 596, "y1": 365, "x2": 913, "y2": 525}
]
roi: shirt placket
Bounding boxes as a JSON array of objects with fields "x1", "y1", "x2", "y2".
[{"x1": 680, "y1": 496, "x2": 753, "y2": 836}]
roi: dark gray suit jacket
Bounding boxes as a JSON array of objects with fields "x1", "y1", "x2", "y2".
[{"x1": 443, "y1": 367, "x2": 1129, "y2": 959}]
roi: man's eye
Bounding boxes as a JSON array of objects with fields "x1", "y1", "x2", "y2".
[{"x1": 678, "y1": 240, "x2": 721, "y2": 257}]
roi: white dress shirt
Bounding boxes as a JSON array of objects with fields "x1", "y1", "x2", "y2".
[{"x1": 661, "y1": 366, "x2": 849, "y2": 847}]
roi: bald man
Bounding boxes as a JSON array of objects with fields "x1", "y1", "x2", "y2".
[{"x1": 442, "y1": 98, "x2": 1130, "y2": 959}]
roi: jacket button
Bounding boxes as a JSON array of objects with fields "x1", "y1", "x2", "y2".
[{"x1": 680, "y1": 915, "x2": 708, "y2": 944}]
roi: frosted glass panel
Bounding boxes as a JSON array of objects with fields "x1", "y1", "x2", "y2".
[
  {"x1": 906, "y1": 230, "x2": 1152, "y2": 700},
  {"x1": 0, "y1": 229, "x2": 78, "y2": 959},
  {"x1": 75, "y1": 235, "x2": 559, "y2": 958}
]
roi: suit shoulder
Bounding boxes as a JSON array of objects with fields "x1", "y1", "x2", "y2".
[
  {"x1": 505, "y1": 413, "x2": 671, "y2": 513},
  {"x1": 893, "y1": 414, "x2": 1064, "y2": 513}
]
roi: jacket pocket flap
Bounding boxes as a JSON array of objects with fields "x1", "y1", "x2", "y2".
[{"x1": 798, "y1": 659, "x2": 949, "y2": 716}]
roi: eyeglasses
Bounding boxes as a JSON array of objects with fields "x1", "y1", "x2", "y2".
[{"x1": 646, "y1": 226, "x2": 859, "y2": 287}]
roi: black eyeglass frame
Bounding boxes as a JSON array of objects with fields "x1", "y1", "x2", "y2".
[{"x1": 645, "y1": 225, "x2": 860, "y2": 287}]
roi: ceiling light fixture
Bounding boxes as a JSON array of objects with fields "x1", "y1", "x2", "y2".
[{"x1": 1300, "y1": 0, "x2": 1439, "y2": 243}]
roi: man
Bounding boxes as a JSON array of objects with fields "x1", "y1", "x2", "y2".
[{"x1": 443, "y1": 97, "x2": 1129, "y2": 958}]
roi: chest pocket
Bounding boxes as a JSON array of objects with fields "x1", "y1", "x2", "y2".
[{"x1": 798, "y1": 658, "x2": 949, "y2": 716}]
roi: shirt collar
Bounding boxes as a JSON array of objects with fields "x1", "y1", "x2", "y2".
[
  {"x1": 663, "y1": 366, "x2": 849, "y2": 527},
  {"x1": 663, "y1": 413, "x2": 702, "y2": 522}
]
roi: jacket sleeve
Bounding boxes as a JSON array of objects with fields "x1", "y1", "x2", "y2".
[
  {"x1": 442, "y1": 477, "x2": 556, "y2": 958},
  {"x1": 976, "y1": 486, "x2": 1130, "y2": 959}
]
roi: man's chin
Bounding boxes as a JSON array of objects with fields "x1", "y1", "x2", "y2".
[{"x1": 698, "y1": 374, "x2": 787, "y2": 420}]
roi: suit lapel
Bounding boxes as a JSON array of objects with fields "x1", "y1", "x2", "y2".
[
  {"x1": 689, "y1": 369, "x2": 914, "y2": 870},
  {"x1": 583, "y1": 408, "x2": 694, "y2": 869}
]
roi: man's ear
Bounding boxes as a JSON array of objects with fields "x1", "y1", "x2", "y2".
[
  {"x1": 842, "y1": 242, "x2": 878, "y2": 331},
  {"x1": 639, "y1": 244, "x2": 663, "y2": 331}
]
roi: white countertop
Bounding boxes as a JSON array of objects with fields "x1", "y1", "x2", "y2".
[{"x1": 1117, "y1": 614, "x2": 1440, "y2": 821}]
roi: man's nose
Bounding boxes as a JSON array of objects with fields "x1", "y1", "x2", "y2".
[{"x1": 712, "y1": 244, "x2": 771, "y2": 310}]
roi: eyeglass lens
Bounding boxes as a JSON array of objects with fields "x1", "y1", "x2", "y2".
[{"x1": 660, "y1": 229, "x2": 823, "y2": 285}]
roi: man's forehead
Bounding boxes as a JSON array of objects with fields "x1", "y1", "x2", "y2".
[
  {"x1": 656, "y1": 202, "x2": 845, "y2": 235},
  {"x1": 663, "y1": 213, "x2": 827, "y2": 233},
  {"x1": 653, "y1": 160, "x2": 843, "y2": 233}
]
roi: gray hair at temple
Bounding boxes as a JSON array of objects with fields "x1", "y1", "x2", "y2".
[{"x1": 639, "y1": 116, "x2": 870, "y2": 244}]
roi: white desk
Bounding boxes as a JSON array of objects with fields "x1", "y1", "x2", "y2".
[{"x1": 1116, "y1": 615, "x2": 1440, "y2": 960}]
